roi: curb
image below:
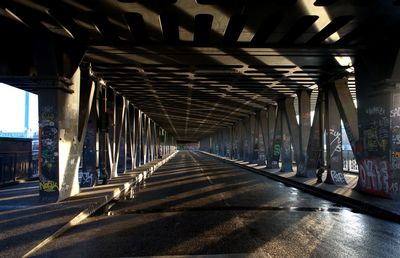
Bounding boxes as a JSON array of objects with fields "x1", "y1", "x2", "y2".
[
  {"x1": 200, "y1": 151, "x2": 400, "y2": 224},
  {"x1": 23, "y1": 151, "x2": 177, "y2": 257}
]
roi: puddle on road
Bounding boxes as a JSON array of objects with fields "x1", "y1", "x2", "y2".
[{"x1": 102, "y1": 205, "x2": 353, "y2": 216}]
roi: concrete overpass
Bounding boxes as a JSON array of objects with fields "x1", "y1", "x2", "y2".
[{"x1": 1, "y1": 1, "x2": 400, "y2": 204}]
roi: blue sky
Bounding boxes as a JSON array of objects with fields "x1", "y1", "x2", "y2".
[{"x1": 0, "y1": 83, "x2": 38, "y2": 134}]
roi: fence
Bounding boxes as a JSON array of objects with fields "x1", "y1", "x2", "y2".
[{"x1": 0, "y1": 151, "x2": 38, "y2": 185}]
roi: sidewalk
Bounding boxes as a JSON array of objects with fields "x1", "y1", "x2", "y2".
[
  {"x1": 0, "y1": 151, "x2": 177, "y2": 258},
  {"x1": 201, "y1": 152, "x2": 400, "y2": 223}
]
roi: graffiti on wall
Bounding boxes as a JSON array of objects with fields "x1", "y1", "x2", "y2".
[
  {"x1": 366, "y1": 106, "x2": 385, "y2": 116},
  {"x1": 79, "y1": 171, "x2": 95, "y2": 186},
  {"x1": 39, "y1": 176, "x2": 58, "y2": 192},
  {"x1": 359, "y1": 159, "x2": 390, "y2": 197},
  {"x1": 356, "y1": 96, "x2": 400, "y2": 198},
  {"x1": 331, "y1": 170, "x2": 347, "y2": 185},
  {"x1": 329, "y1": 129, "x2": 342, "y2": 157},
  {"x1": 363, "y1": 106, "x2": 389, "y2": 154},
  {"x1": 273, "y1": 144, "x2": 281, "y2": 157},
  {"x1": 39, "y1": 106, "x2": 59, "y2": 196},
  {"x1": 390, "y1": 103, "x2": 400, "y2": 197},
  {"x1": 390, "y1": 107, "x2": 400, "y2": 118}
]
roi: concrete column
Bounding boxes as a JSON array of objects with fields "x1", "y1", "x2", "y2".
[
  {"x1": 281, "y1": 106, "x2": 293, "y2": 172},
  {"x1": 238, "y1": 121, "x2": 244, "y2": 160},
  {"x1": 325, "y1": 84, "x2": 346, "y2": 185},
  {"x1": 255, "y1": 112, "x2": 261, "y2": 163},
  {"x1": 230, "y1": 126, "x2": 234, "y2": 159},
  {"x1": 250, "y1": 114, "x2": 258, "y2": 163},
  {"x1": 259, "y1": 109, "x2": 268, "y2": 164},
  {"x1": 355, "y1": 47, "x2": 400, "y2": 199},
  {"x1": 38, "y1": 70, "x2": 82, "y2": 201},
  {"x1": 266, "y1": 105, "x2": 277, "y2": 168},
  {"x1": 298, "y1": 90, "x2": 311, "y2": 162},
  {"x1": 297, "y1": 90, "x2": 322, "y2": 178},
  {"x1": 271, "y1": 101, "x2": 283, "y2": 169},
  {"x1": 284, "y1": 97, "x2": 300, "y2": 166},
  {"x1": 243, "y1": 117, "x2": 251, "y2": 162}
]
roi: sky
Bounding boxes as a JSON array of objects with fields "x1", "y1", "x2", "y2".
[{"x1": 0, "y1": 83, "x2": 38, "y2": 135}]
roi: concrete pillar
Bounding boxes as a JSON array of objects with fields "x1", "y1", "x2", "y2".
[
  {"x1": 259, "y1": 109, "x2": 268, "y2": 164},
  {"x1": 38, "y1": 70, "x2": 82, "y2": 201},
  {"x1": 266, "y1": 105, "x2": 277, "y2": 168},
  {"x1": 244, "y1": 117, "x2": 251, "y2": 161},
  {"x1": 250, "y1": 114, "x2": 258, "y2": 163},
  {"x1": 271, "y1": 101, "x2": 283, "y2": 169},
  {"x1": 297, "y1": 90, "x2": 322, "y2": 178},
  {"x1": 298, "y1": 90, "x2": 311, "y2": 162},
  {"x1": 324, "y1": 84, "x2": 346, "y2": 185},
  {"x1": 238, "y1": 121, "x2": 244, "y2": 160},
  {"x1": 281, "y1": 106, "x2": 293, "y2": 172},
  {"x1": 230, "y1": 126, "x2": 234, "y2": 159},
  {"x1": 355, "y1": 47, "x2": 400, "y2": 199},
  {"x1": 284, "y1": 97, "x2": 300, "y2": 166}
]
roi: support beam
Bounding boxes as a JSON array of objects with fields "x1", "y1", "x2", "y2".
[
  {"x1": 284, "y1": 97, "x2": 300, "y2": 165},
  {"x1": 259, "y1": 109, "x2": 268, "y2": 165},
  {"x1": 266, "y1": 105, "x2": 277, "y2": 168},
  {"x1": 98, "y1": 85, "x2": 109, "y2": 183},
  {"x1": 79, "y1": 76, "x2": 97, "y2": 187},
  {"x1": 297, "y1": 90, "x2": 322, "y2": 178},
  {"x1": 281, "y1": 107, "x2": 293, "y2": 172},
  {"x1": 298, "y1": 90, "x2": 312, "y2": 163},
  {"x1": 325, "y1": 84, "x2": 346, "y2": 185},
  {"x1": 332, "y1": 77, "x2": 359, "y2": 152},
  {"x1": 271, "y1": 101, "x2": 283, "y2": 169},
  {"x1": 250, "y1": 114, "x2": 258, "y2": 163}
]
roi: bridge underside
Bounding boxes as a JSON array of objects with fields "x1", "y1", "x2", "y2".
[{"x1": 1, "y1": 1, "x2": 400, "y2": 200}]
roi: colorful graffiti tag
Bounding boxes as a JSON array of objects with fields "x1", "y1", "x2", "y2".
[
  {"x1": 39, "y1": 105, "x2": 59, "y2": 199},
  {"x1": 39, "y1": 176, "x2": 59, "y2": 192},
  {"x1": 359, "y1": 159, "x2": 390, "y2": 197}
]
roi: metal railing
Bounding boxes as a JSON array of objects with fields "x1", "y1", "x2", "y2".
[{"x1": 0, "y1": 151, "x2": 38, "y2": 185}]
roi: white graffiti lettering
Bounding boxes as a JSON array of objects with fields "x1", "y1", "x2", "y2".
[
  {"x1": 329, "y1": 129, "x2": 342, "y2": 157},
  {"x1": 79, "y1": 172, "x2": 95, "y2": 186},
  {"x1": 390, "y1": 107, "x2": 400, "y2": 118},
  {"x1": 331, "y1": 170, "x2": 346, "y2": 185}
]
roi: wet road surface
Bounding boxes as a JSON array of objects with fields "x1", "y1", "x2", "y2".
[{"x1": 34, "y1": 151, "x2": 400, "y2": 257}]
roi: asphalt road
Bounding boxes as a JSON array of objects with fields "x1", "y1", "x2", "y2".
[{"x1": 34, "y1": 151, "x2": 400, "y2": 258}]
